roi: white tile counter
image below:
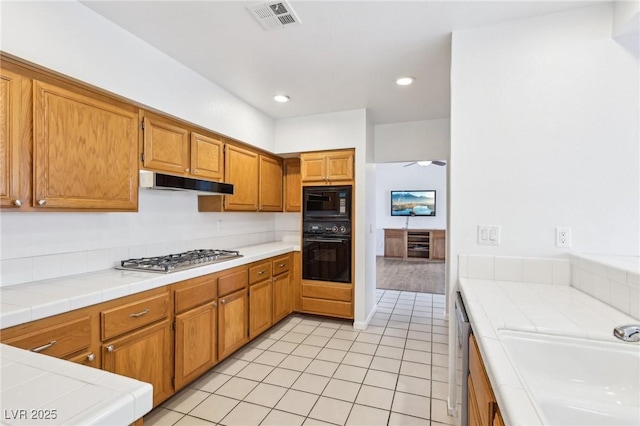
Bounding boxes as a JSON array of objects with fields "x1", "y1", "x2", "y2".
[
  {"x1": 0, "y1": 344, "x2": 152, "y2": 425},
  {"x1": 0, "y1": 241, "x2": 299, "y2": 329},
  {"x1": 459, "y1": 277, "x2": 638, "y2": 426}
]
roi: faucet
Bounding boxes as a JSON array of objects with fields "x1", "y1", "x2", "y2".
[{"x1": 613, "y1": 325, "x2": 640, "y2": 342}]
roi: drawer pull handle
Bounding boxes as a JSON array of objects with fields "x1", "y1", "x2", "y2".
[
  {"x1": 129, "y1": 309, "x2": 149, "y2": 318},
  {"x1": 32, "y1": 340, "x2": 56, "y2": 353},
  {"x1": 86, "y1": 353, "x2": 95, "y2": 362},
  {"x1": 107, "y1": 345, "x2": 115, "y2": 352},
  {"x1": 278, "y1": 263, "x2": 286, "y2": 267},
  {"x1": 258, "y1": 270, "x2": 266, "y2": 275}
]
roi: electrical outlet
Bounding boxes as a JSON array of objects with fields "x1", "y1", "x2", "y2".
[{"x1": 556, "y1": 227, "x2": 571, "y2": 247}]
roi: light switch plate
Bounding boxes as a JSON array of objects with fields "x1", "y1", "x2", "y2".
[{"x1": 478, "y1": 225, "x2": 501, "y2": 245}]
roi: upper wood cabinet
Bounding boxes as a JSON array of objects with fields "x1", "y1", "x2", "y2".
[
  {"x1": 259, "y1": 155, "x2": 283, "y2": 212},
  {"x1": 142, "y1": 112, "x2": 190, "y2": 175},
  {"x1": 283, "y1": 158, "x2": 301, "y2": 212},
  {"x1": 301, "y1": 149, "x2": 354, "y2": 184},
  {"x1": 142, "y1": 111, "x2": 224, "y2": 182},
  {"x1": 224, "y1": 143, "x2": 259, "y2": 211},
  {"x1": 0, "y1": 68, "x2": 26, "y2": 209},
  {"x1": 33, "y1": 80, "x2": 139, "y2": 210}
]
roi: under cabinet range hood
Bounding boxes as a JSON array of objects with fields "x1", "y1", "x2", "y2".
[{"x1": 139, "y1": 170, "x2": 234, "y2": 195}]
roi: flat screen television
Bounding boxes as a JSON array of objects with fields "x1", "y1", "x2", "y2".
[{"x1": 391, "y1": 190, "x2": 436, "y2": 216}]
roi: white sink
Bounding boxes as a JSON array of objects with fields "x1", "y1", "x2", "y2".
[{"x1": 498, "y1": 329, "x2": 640, "y2": 426}]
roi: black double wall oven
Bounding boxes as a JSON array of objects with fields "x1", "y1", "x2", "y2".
[{"x1": 302, "y1": 186, "x2": 352, "y2": 284}]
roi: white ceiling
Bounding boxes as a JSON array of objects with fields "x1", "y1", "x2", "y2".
[{"x1": 81, "y1": 1, "x2": 598, "y2": 125}]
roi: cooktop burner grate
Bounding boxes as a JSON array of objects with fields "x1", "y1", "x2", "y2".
[{"x1": 118, "y1": 249, "x2": 242, "y2": 273}]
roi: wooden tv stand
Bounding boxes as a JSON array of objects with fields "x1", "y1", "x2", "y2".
[{"x1": 383, "y1": 229, "x2": 445, "y2": 261}]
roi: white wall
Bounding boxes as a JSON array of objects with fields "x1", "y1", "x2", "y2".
[
  {"x1": 448, "y1": 3, "x2": 639, "y2": 408},
  {"x1": 275, "y1": 109, "x2": 376, "y2": 327},
  {"x1": 374, "y1": 119, "x2": 450, "y2": 163},
  {"x1": 375, "y1": 163, "x2": 447, "y2": 256},
  {"x1": 0, "y1": 1, "x2": 284, "y2": 286}
]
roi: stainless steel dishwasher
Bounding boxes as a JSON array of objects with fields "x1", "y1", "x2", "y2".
[{"x1": 455, "y1": 291, "x2": 471, "y2": 426}]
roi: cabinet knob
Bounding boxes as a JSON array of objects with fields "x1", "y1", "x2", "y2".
[
  {"x1": 278, "y1": 263, "x2": 286, "y2": 268},
  {"x1": 193, "y1": 169, "x2": 198, "y2": 174},
  {"x1": 213, "y1": 301, "x2": 218, "y2": 307},
  {"x1": 106, "y1": 345, "x2": 115, "y2": 352},
  {"x1": 258, "y1": 270, "x2": 266, "y2": 275},
  {"x1": 185, "y1": 168, "x2": 190, "y2": 172},
  {"x1": 86, "y1": 353, "x2": 95, "y2": 362},
  {"x1": 37, "y1": 199, "x2": 46, "y2": 206},
  {"x1": 221, "y1": 299, "x2": 226, "y2": 304},
  {"x1": 13, "y1": 199, "x2": 22, "y2": 207}
]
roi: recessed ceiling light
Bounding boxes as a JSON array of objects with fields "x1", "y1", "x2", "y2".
[
  {"x1": 274, "y1": 95, "x2": 290, "y2": 103},
  {"x1": 396, "y1": 77, "x2": 415, "y2": 86}
]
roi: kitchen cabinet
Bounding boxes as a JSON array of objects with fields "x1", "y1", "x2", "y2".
[
  {"x1": 272, "y1": 254, "x2": 292, "y2": 323},
  {"x1": 1, "y1": 309, "x2": 99, "y2": 369},
  {"x1": 102, "y1": 320, "x2": 173, "y2": 407},
  {"x1": 249, "y1": 261, "x2": 273, "y2": 339},
  {"x1": 173, "y1": 274, "x2": 218, "y2": 390},
  {"x1": 300, "y1": 149, "x2": 354, "y2": 184},
  {"x1": 301, "y1": 281, "x2": 353, "y2": 319},
  {"x1": 383, "y1": 229, "x2": 446, "y2": 261},
  {"x1": 259, "y1": 155, "x2": 283, "y2": 211},
  {"x1": 33, "y1": 80, "x2": 138, "y2": 210},
  {"x1": 468, "y1": 334, "x2": 504, "y2": 426},
  {"x1": 223, "y1": 143, "x2": 259, "y2": 211},
  {"x1": 0, "y1": 67, "x2": 27, "y2": 209},
  {"x1": 218, "y1": 267, "x2": 249, "y2": 360},
  {"x1": 283, "y1": 158, "x2": 301, "y2": 212},
  {"x1": 141, "y1": 111, "x2": 224, "y2": 181}
]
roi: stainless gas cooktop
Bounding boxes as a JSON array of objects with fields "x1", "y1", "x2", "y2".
[{"x1": 118, "y1": 249, "x2": 242, "y2": 274}]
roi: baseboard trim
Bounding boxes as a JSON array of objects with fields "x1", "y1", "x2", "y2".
[{"x1": 353, "y1": 304, "x2": 377, "y2": 330}]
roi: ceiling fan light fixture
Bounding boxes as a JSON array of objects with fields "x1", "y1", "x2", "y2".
[
  {"x1": 274, "y1": 94, "x2": 290, "y2": 103},
  {"x1": 417, "y1": 160, "x2": 432, "y2": 167},
  {"x1": 396, "y1": 76, "x2": 415, "y2": 86}
]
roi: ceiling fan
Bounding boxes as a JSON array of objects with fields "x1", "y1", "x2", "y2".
[{"x1": 403, "y1": 160, "x2": 446, "y2": 167}]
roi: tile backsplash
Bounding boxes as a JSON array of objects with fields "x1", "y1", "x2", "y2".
[
  {"x1": 0, "y1": 190, "x2": 301, "y2": 287},
  {"x1": 459, "y1": 253, "x2": 640, "y2": 320}
]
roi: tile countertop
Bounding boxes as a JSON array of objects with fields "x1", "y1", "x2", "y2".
[
  {"x1": 458, "y1": 277, "x2": 638, "y2": 426},
  {"x1": 0, "y1": 343, "x2": 152, "y2": 425},
  {"x1": 0, "y1": 241, "x2": 299, "y2": 330}
]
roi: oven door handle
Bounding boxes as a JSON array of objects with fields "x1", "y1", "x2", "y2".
[{"x1": 304, "y1": 238, "x2": 348, "y2": 243}]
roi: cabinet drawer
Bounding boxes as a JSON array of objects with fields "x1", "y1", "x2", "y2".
[
  {"x1": 101, "y1": 293, "x2": 170, "y2": 340},
  {"x1": 174, "y1": 274, "x2": 217, "y2": 314},
  {"x1": 219, "y1": 268, "x2": 248, "y2": 296},
  {"x1": 249, "y1": 261, "x2": 272, "y2": 285},
  {"x1": 301, "y1": 298, "x2": 353, "y2": 318},
  {"x1": 3, "y1": 316, "x2": 91, "y2": 359},
  {"x1": 302, "y1": 282, "x2": 351, "y2": 302},
  {"x1": 272, "y1": 255, "x2": 291, "y2": 275}
]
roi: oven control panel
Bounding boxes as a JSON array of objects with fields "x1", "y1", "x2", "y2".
[{"x1": 304, "y1": 222, "x2": 351, "y2": 235}]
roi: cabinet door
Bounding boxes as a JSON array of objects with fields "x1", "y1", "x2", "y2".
[
  {"x1": 102, "y1": 320, "x2": 173, "y2": 407},
  {"x1": 259, "y1": 155, "x2": 283, "y2": 211},
  {"x1": 300, "y1": 152, "x2": 327, "y2": 182},
  {"x1": 384, "y1": 229, "x2": 406, "y2": 258},
  {"x1": 175, "y1": 301, "x2": 217, "y2": 390},
  {"x1": 191, "y1": 132, "x2": 223, "y2": 180},
  {"x1": 33, "y1": 80, "x2": 138, "y2": 210},
  {"x1": 283, "y1": 158, "x2": 301, "y2": 212},
  {"x1": 218, "y1": 288, "x2": 249, "y2": 360},
  {"x1": 142, "y1": 113, "x2": 190, "y2": 176},
  {"x1": 0, "y1": 68, "x2": 24, "y2": 209},
  {"x1": 431, "y1": 230, "x2": 446, "y2": 261},
  {"x1": 249, "y1": 280, "x2": 272, "y2": 339},
  {"x1": 272, "y1": 273, "x2": 291, "y2": 323},
  {"x1": 224, "y1": 144, "x2": 259, "y2": 211},
  {"x1": 326, "y1": 150, "x2": 354, "y2": 181}
]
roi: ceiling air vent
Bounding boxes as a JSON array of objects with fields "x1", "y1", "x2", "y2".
[{"x1": 247, "y1": 1, "x2": 301, "y2": 30}]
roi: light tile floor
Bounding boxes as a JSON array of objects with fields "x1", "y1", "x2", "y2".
[{"x1": 145, "y1": 289, "x2": 453, "y2": 426}]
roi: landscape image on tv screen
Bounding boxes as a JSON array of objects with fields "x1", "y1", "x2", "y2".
[{"x1": 391, "y1": 190, "x2": 436, "y2": 216}]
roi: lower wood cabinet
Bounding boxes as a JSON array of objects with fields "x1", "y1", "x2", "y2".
[
  {"x1": 469, "y1": 334, "x2": 504, "y2": 426},
  {"x1": 218, "y1": 288, "x2": 249, "y2": 360},
  {"x1": 383, "y1": 228, "x2": 446, "y2": 261},
  {"x1": 174, "y1": 301, "x2": 217, "y2": 390},
  {"x1": 301, "y1": 281, "x2": 353, "y2": 319},
  {"x1": 249, "y1": 280, "x2": 273, "y2": 339},
  {"x1": 273, "y1": 273, "x2": 291, "y2": 323},
  {"x1": 102, "y1": 320, "x2": 173, "y2": 407}
]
